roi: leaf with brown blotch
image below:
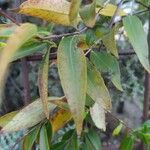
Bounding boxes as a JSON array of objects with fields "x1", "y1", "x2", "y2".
[{"x1": 51, "y1": 109, "x2": 72, "y2": 132}]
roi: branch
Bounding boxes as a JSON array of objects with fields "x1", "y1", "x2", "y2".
[
  {"x1": 0, "y1": 8, "x2": 20, "y2": 26},
  {"x1": 38, "y1": 27, "x2": 88, "y2": 40}
]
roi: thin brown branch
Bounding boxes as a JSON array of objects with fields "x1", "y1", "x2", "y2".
[
  {"x1": 106, "y1": 110, "x2": 134, "y2": 132},
  {"x1": 0, "y1": 8, "x2": 20, "y2": 26},
  {"x1": 39, "y1": 27, "x2": 88, "y2": 40}
]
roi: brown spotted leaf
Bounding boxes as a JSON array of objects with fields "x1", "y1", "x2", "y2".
[
  {"x1": 57, "y1": 36, "x2": 87, "y2": 135},
  {"x1": 19, "y1": 0, "x2": 78, "y2": 26},
  {"x1": 38, "y1": 50, "x2": 50, "y2": 119}
]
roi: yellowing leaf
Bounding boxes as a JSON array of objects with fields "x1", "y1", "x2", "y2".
[
  {"x1": 79, "y1": 0, "x2": 96, "y2": 27},
  {"x1": 19, "y1": 0, "x2": 76, "y2": 26},
  {"x1": 0, "y1": 23, "x2": 37, "y2": 105},
  {"x1": 102, "y1": 25, "x2": 119, "y2": 58},
  {"x1": 57, "y1": 36, "x2": 87, "y2": 135},
  {"x1": 90, "y1": 102, "x2": 106, "y2": 131},
  {"x1": 69, "y1": 0, "x2": 81, "y2": 26},
  {"x1": 38, "y1": 50, "x2": 50, "y2": 119},
  {"x1": 51, "y1": 109, "x2": 72, "y2": 132},
  {"x1": 1, "y1": 97, "x2": 64, "y2": 132},
  {"x1": 87, "y1": 62, "x2": 112, "y2": 110},
  {"x1": 112, "y1": 123, "x2": 123, "y2": 136},
  {"x1": 98, "y1": 4, "x2": 126, "y2": 16},
  {"x1": 0, "y1": 111, "x2": 18, "y2": 128}
]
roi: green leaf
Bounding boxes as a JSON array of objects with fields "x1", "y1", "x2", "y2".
[
  {"x1": 12, "y1": 40, "x2": 47, "y2": 61},
  {"x1": 40, "y1": 125, "x2": 50, "y2": 150},
  {"x1": 38, "y1": 49, "x2": 50, "y2": 119},
  {"x1": 112, "y1": 123, "x2": 123, "y2": 136},
  {"x1": 79, "y1": 0, "x2": 96, "y2": 27},
  {"x1": 87, "y1": 128, "x2": 102, "y2": 150},
  {"x1": 1, "y1": 97, "x2": 65, "y2": 132},
  {"x1": 69, "y1": 0, "x2": 82, "y2": 26},
  {"x1": 23, "y1": 125, "x2": 41, "y2": 150},
  {"x1": 87, "y1": 61, "x2": 112, "y2": 110},
  {"x1": 90, "y1": 102, "x2": 106, "y2": 131},
  {"x1": 119, "y1": 136, "x2": 134, "y2": 150},
  {"x1": 57, "y1": 36, "x2": 87, "y2": 135},
  {"x1": 102, "y1": 25, "x2": 119, "y2": 58},
  {"x1": 90, "y1": 51, "x2": 123, "y2": 91},
  {"x1": 45, "y1": 121, "x2": 52, "y2": 145},
  {"x1": 0, "y1": 23, "x2": 37, "y2": 103},
  {"x1": 62, "y1": 130, "x2": 78, "y2": 150},
  {"x1": 51, "y1": 130, "x2": 78, "y2": 150},
  {"x1": 0, "y1": 111, "x2": 18, "y2": 128},
  {"x1": 123, "y1": 16, "x2": 150, "y2": 73},
  {"x1": 81, "y1": 129, "x2": 102, "y2": 150}
]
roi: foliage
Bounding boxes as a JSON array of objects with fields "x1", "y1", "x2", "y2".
[{"x1": 0, "y1": 0, "x2": 150, "y2": 149}]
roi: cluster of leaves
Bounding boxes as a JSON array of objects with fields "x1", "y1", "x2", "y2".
[{"x1": 0, "y1": 0, "x2": 150, "y2": 149}]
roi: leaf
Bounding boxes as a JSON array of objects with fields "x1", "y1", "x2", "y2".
[
  {"x1": 23, "y1": 125, "x2": 41, "y2": 150},
  {"x1": 51, "y1": 130, "x2": 78, "y2": 150},
  {"x1": 123, "y1": 16, "x2": 150, "y2": 73},
  {"x1": 1, "y1": 97, "x2": 64, "y2": 132},
  {"x1": 119, "y1": 136, "x2": 134, "y2": 150},
  {"x1": 45, "y1": 121, "x2": 52, "y2": 144},
  {"x1": 40, "y1": 125, "x2": 50, "y2": 150},
  {"x1": 62, "y1": 130, "x2": 78, "y2": 150},
  {"x1": 90, "y1": 51, "x2": 122, "y2": 91},
  {"x1": 69, "y1": 0, "x2": 81, "y2": 26},
  {"x1": 0, "y1": 23, "x2": 37, "y2": 101},
  {"x1": 0, "y1": 111, "x2": 18, "y2": 128},
  {"x1": 19, "y1": 0, "x2": 78, "y2": 26},
  {"x1": 90, "y1": 102, "x2": 106, "y2": 131},
  {"x1": 98, "y1": 4, "x2": 127, "y2": 16},
  {"x1": 112, "y1": 123, "x2": 123, "y2": 136},
  {"x1": 51, "y1": 109, "x2": 72, "y2": 132},
  {"x1": 102, "y1": 25, "x2": 119, "y2": 58},
  {"x1": 79, "y1": 0, "x2": 96, "y2": 27},
  {"x1": 86, "y1": 128, "x2": 102, "y2": 150},
  {"x1": 87, "y1": 62, "x2": 112, "y2": 110},
  {"x1": 57, "y1": 36, "x2": 87, "y2": 135},
  {"x1": 12, "y1": 40, "x2": 47, "y2": 61},
  {"x1": 38, "y1": 49, "x2": 50, "y2": 119}
]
